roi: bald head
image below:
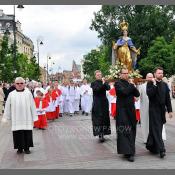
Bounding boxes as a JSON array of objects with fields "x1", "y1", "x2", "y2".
[{"x1": 146, "y1": 73, "x2": 153, "y2": 81}]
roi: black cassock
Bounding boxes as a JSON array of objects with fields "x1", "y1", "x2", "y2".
[
  {"x1": 13, "y1": 130, "x2": 34, "y2": 150},
  {"x1": 91, "y1": 80, "x2": 111, "y2": 136},
  {"x1": 114, "y1": 79, "x2": 140, "y2": 155},
  {"x1": 146, "y1": 81, "x2": 172, "y2": 153}
]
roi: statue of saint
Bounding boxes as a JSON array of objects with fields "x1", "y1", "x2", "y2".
[{"x1": 113, "y1": 20, "x2": 140, "y2": 71}]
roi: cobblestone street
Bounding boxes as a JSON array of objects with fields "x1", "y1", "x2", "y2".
[{"x1": 0, "y1": 100, "x2": 175, "y2": 169}]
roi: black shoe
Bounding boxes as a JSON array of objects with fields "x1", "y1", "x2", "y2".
[
  {"x1": 124, "y1": 154, "x2": 130, "y2": 158},
  {"x1": 82, "y1": 111, "x2": 85, "y2": 115},
  {"x1": 160, "y1": 152, "x2": 166, "y2": 158},
  {"x1": 70, "y1": 114, "x2": 73, "y2": 117},
  {"x1": 85, "y1": 113, "x2": 88, "y2": 116},
  {"x1": 99, "y1": 134, "x2": 105, "y2": 143},
  {"x1": 24, "y1": 150, "x2": 31, "y2": 154},
  {"x1": 127, "y1": 155, "x2": 134, "y2": 162},
  {"x1": 99, "y1": 137, "x2": 105, "y2": 143},
  {"x1": 59, "y1": 113, "x2": 63, "y2": 117},
  {"x1": 17, "y1": 149, "x2": 23, "y2": 154}
]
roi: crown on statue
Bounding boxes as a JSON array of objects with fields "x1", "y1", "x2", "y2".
[{"x1": 119, "y1": 19, "x2": 128, "y2": 31}]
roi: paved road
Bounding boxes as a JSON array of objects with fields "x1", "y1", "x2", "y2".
[{"x1": 0, "y1": 100, "x2": 175, "y2": 169}]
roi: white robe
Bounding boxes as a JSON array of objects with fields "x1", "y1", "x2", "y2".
[
  {"x1": 67, "y1": 86, "x2": 76, "y2": 114},
  {"x1": 61, "y1": 86, "x2": 69, "y2": 113},
  {"x1": 80, "y1": 84, "x2": 92, "y2": 113},
  {"x1": 139, "y1": 83, "x2": 166, "y2": 143},
  {"x1": 2, "y1": 88, "x2": 38, "y2": 131},
  {"x1": 45, "y1": 96, "x2": 56, "y2": 112},
  {"x1": 106, "y1": 91, "x2": 111, "y2": 113},
  {"x1": 139, "y1": 83, "x2": 150, "y2": 143},
  {"x1": 135, "y1": 98, "x2": 140, "y2": 110},
  {"x1": 74, "y1": 86, "x2": 81, "y2": 112},
  {"x1": 58, "y1": 86, "x2": 64, "y2": 114}
]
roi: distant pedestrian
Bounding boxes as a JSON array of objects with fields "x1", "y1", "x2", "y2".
[
  {"x1": 0, "y1": 83, "x2": 5, "y2": 115},
  {"x1": 2, "y1": 83, "x2": 8, "y2": 106},
  {"x1": 80, "y1": 79, "x2": 92, "y2": 116}
]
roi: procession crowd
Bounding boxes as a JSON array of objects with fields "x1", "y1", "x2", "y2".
[{"x1": 0, "y1": 66, "x2": 173, "y2": 163}]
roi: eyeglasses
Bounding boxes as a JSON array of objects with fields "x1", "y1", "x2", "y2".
[{"x1": 16, "y1": 83, "x2": 24, "y2": 85}]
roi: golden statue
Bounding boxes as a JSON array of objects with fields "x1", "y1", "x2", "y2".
[{"x1": 113, "y1": 20, "x2": 140, "y2": 71}]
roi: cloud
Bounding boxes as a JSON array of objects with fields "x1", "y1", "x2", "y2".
[{"x1": 0, "y1": 5, "x2": 101, "y2": 71}]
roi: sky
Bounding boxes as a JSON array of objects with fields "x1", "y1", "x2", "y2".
[{"x1": 0, "y1": 5, "x2": 102, "y2": 73}]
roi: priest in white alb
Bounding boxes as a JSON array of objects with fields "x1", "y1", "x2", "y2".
[
  {"x1": 1, "y1": 77, "x2": 38, "y2": 154},
  {"x1": 80, "y1": 79, "x2": 92, "y2": 116},
  {"x1": 139, "y1": 73, "x2": 154, "y2": 143},
  {"x1": 139, "y1": 73, "x2": 167, "y2": 143}
]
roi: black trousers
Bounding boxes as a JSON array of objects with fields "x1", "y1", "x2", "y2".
[{"x1": 13, "y1": 130, "x2": 34, "y2": 150}]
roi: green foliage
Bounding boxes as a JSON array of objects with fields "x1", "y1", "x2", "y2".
[
  {"x1": 27, "y1": 56, "x2": 39, "y2": 80},
  {"x1": 83, "y1": 49, "x2": 100, "y2": 82},
  {"x1": 0, "y1": 35, "x2": 39, "y2": 82},
  {"x1": 138, "y1": 36, "x2": 175, "y2": 77},
  {"x1": 90, "y1": 5, "x2": 175, "y2": 61},
  {"x1": 0, "y1": 35, "x2": 14, "y2": 82},
  {"x1": 83, "y1": 45, "x2": 110, "y2": 81}
]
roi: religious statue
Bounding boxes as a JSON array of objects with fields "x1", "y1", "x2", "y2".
[{"x1": 113, "y1": 19, "x2": 140, "y2": 71}]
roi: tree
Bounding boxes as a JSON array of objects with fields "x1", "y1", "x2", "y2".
[
  {"x1": 16, "y1": 53, "x2": 39, "y2": 81},
  {"x1": 83, "y1": 45, "x2": 110, "y2": 81},
  {"x1": 0, "y1": 34, "x2": 39, "y2": 82},
  {"x1": 0, "y1": 34, "x2": 14, "y2": 82},
  {"x1": 27, "y1": 56, "x2": 39, "y2": 80},
  {"x1": 90, "y1": 5, "x2": 175, "y2": 63},
  {"x1": 83, "y1": 49, "x2": 100, "y2": 82},
  {"x1": 98, "y1": 45, "x2": 110, "y2": 76},
  {"x1": 138, "y1": 36, "x2": 175, "y2": 77}
]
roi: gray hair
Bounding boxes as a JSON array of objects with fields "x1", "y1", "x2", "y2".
[
  {"x1": 94, "y1": 70, "x2": 102, "y2": 76},
  {"x1": 15, "y1": 77, "x2": 25, "y2": 83}
]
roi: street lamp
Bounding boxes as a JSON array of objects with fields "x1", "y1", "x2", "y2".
[
  {"x1": 46, "y1": 55, "x2": 51, "y2": 83},
  {"x1": 13, "y1": 5, "x2": 24, "y2": 75},
  {"x1": 36, "y1": 38, "x2": 43, "y2": 81}
]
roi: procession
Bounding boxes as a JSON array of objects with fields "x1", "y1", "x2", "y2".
[{"x1": 0, "y1": 5, "x2": 175, "y2": 169}]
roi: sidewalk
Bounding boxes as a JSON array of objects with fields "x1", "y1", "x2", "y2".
[{"x1": 0, "y1": 101, "x2": 175, "y2": 169}]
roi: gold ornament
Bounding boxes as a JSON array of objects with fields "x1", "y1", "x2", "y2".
[{"x1": 119, "y1": 19, "x2": 128, "y2": 31}]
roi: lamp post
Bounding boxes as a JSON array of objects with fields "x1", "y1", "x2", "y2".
[
  {"x1": 13, "y1": 5, "x2": 24, "y2": 75},
  {"x1": 46, "y1": 56, "x2": 51, "y2": 83},
  {"x1": 36, "y1": 38, "x2": 43, "y2": 81}
]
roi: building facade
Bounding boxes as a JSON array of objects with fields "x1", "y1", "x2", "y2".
[
  {"x1": 46, "y1": 60, "x2": 82, "y2": 83},
  {"x1": 71, "y1": 60, "x2": 81, "y2": 81},
  {"x1": 0, "y1": 9, "x2": 34, "y2": 60}
]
